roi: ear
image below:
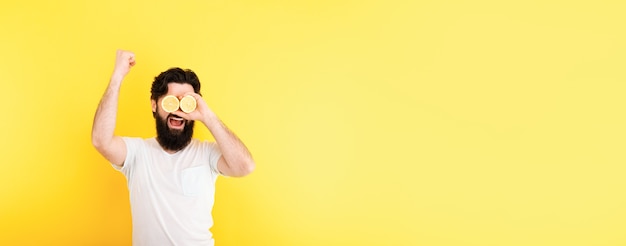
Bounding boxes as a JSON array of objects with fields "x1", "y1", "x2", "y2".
[{"x1": 151, "y1": 99, "x2": 157, "y2": 113}]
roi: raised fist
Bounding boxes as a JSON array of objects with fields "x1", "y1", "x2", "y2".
[{"x1": 112, "y1": 49, "x2": 136, "y2": 78}]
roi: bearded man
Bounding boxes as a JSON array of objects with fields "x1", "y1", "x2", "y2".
[{"x1": 92, "y1": 50, "x2": 255, "y2": 246}]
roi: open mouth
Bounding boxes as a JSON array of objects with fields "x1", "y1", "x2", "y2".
[{"x1": 167, "y1": 114, "x2": 186, "y2": 129}]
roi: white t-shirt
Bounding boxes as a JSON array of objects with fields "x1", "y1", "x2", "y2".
[{"x1": 114, "y1": 137, "x2": 222, "y2": 246}]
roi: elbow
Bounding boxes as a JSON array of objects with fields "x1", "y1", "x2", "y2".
[
  {"x1": 91, "y1": 134, "x2": 109, "y2": 152},
  {"x1": 245, "y1": 160, "x2": 256, "y2": 175},
  {"x1": 233, "y1": 160, "x2": 255, "y2": 177},
  {"x1": 91, "y1": 135, "x2": 103, "y2": 150}
]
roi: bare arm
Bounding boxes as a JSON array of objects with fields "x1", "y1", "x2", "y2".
[
  {"x1": 204, "y1": 112, "x2": 255, "y2": 177},
  {"x1": 91, "y1": 50, "x2": 136, "y2": 167},
  {"x1": 179, "y1": 93, "x2": 255, "y2": 177}
]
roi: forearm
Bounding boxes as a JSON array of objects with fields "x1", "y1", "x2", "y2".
[
  {"x1": 91, "y1": 50, "x2": 134, "y2": 166},
  {"x1": 202, "y1": 113, "x2": 255, "y2": 176},
  {"x1": 91, "y1": 76, "x2": 123, "y2": 148}
]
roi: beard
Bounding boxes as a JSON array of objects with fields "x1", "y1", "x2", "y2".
[{"x1": 155, "y1": 113, "x2": 194, "y2": 152}]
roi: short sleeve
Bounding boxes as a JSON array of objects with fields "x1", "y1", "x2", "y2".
[
  {"x1": 111, "y1": 137, "x2": 142, "y2": 176},
  {"x1": 204, "y1": 141, "x2": 223, "y2": 176}
]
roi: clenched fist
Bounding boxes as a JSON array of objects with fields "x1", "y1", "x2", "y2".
[{"x1": 112, "y1": 49, "x2": 136, "y2": 79}]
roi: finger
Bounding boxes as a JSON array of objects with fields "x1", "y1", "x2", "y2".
[
  {"x1": 172, "y1": 111, "x2": 192, "y2": 121},
  {"x1": 128, "y1": 55, "x2": 136, "y2": 66},
  {"x1": 184, "y1": 91, "x2": 199, "y2": 97},
  {"x1": 189, "y1": 93, "x2": 206, "y2": 103},
  {"x1": 181, "y1": 92, "x2": 200, "y2": 103}
]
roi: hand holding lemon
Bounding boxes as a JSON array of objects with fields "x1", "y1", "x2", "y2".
[
  {"x1": 179, "y1": 95, "x2": 197, "y2": 113},
  {"x1": 161, "y1": 95, "x2": 197, "y2": 113}
]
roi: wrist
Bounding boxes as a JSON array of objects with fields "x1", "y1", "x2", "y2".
[
  {"x1": 201, "y1": 112, "x2": 219, "y2": 128},
  {"x1": 110, "y1": 72, "x2": 125, "y2": 84}
]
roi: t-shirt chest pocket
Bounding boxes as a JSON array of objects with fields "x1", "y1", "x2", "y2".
[{"x1": 181, "y1": 165, "x2": 211, "y2": 196}]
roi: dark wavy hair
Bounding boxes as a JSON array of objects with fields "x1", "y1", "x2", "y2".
[{"x1": 151, "y1": 67, "x2": 202, "y2": 101}]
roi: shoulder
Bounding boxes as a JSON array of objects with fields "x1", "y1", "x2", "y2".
[
  {"x1": 185, "y1": 139, "x2": 221, "y2": 159},
  {"x1": 188, "y1": 138, "x2": 217, "y2": 149},
  {"x1": 122, "y1": 136, "x2": 150, "y2": 144},
  {"x1": 122, "y1": 137, "x2": 159, "y2": 151}
]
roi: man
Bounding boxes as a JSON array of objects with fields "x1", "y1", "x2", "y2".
[{"x1": 92, "y1": 50, "x2": 255, "y2": 245}]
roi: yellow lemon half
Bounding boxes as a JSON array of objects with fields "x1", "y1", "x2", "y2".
[
  {"x1": 179, "y1": 95, "x2": 197, "y2": 113},
  {"x1": 161, "y1": 95, "x2": 180, "y2": 113}
]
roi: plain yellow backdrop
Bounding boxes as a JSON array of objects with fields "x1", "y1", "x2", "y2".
[{"x1": 1, "y1": 0, "x2": 626, "y2": 245}]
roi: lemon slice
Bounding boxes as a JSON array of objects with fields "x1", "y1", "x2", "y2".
[
  {"x1": 161, "y1": 95, "x2": 180, "y2": 113},
  {"x1": 179, "y1": 95, "x2": 197, "y2": 113}
]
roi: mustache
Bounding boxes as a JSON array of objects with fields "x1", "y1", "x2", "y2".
[
  {"x1": 168, "y1": 113, "x2": 182, "y2": 118},
  {"x1": 167, "y1": 113, "x2": 189, "y2": 121}
]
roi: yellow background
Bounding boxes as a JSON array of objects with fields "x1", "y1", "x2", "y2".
[{"x1": 1, "y1": 0, "x2": 625, "y2": 245}]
